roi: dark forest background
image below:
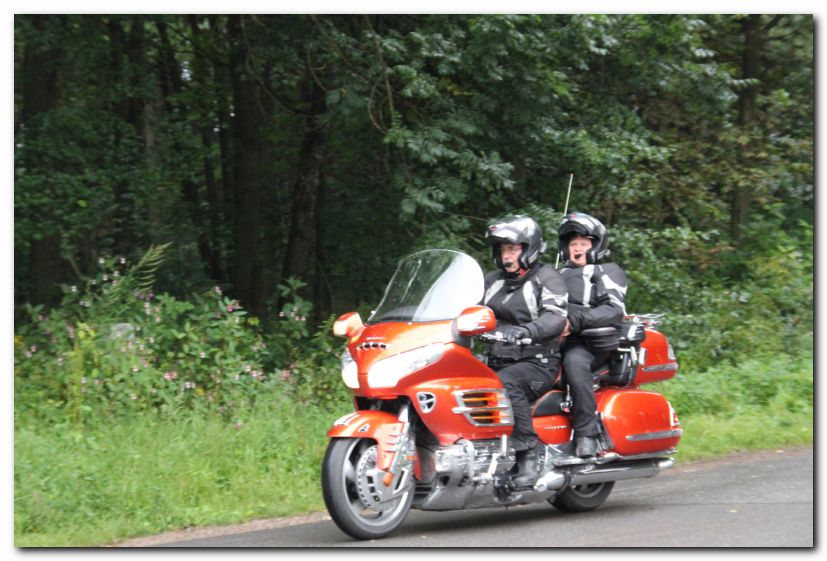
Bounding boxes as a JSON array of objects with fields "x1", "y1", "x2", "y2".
[
  {"x1": 14, "y1": 14, "x2": 813, "y2": 415},
  {"x1": 15, "y1": 15, "x2": 812, "y2": 316}
]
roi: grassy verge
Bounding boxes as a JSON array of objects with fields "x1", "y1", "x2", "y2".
[
  {"x1": 14, "y1": 396, "x2": 351, "y2": 547},
  {"x1": 14, "y1": 347, "x2": 812, "y2": 547},
  {"x1": 659, "y1": 346, "x2": 813, "y2": 462}
]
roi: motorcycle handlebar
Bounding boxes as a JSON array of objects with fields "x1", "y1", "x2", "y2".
[{"x1": 475, "y1": 332, "x2": 533, "y2": 346}]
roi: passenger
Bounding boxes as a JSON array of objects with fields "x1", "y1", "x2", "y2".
[{"x1": 557, "y1": 212, "x2": 628, "y2": 458}]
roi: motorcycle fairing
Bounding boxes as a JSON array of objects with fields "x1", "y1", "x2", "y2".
[{"x1": 327, "y1": 410, "x2": 410, "y2": 472}]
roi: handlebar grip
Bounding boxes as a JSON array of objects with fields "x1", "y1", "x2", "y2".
[{"x1": 475, "y1": 333, "x2": 533, "y2": 346}]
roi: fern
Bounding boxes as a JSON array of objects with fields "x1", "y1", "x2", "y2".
[
  {"x1": 100, "y1": 243, "x2": 171, "y2": 312},
  {"x1": 130, "y1": 242, "x2": 172, "y2": 296}
]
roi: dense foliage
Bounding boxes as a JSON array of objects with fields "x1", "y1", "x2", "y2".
[
  {"x1": 15, "y1": 11, "x2": 813, "y2": 411},
  {"x1": 14, "y1": 13, "x2": 813, "y2": 419}
]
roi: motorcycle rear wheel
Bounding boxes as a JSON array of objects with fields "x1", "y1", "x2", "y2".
[
  {"x1": 322, "y1": 437, "x2": 414, "y2": 540},
  {"x1": 550, "y1": 482, "x2": 614, "y2": 513}
]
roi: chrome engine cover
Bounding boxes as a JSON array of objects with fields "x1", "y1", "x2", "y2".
[{"x1": 413, "y1": 438, "x2": 551, "y2": 511}]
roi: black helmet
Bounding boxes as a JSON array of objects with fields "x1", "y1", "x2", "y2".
[
  {"x1": 485, "y1": 215, "x2": 547, "y2": 271},
  {"x1": 558, "y1": 212, "x2": 609, "y2": 264}
]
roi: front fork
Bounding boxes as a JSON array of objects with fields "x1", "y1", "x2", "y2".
[{"x1": 381, "y1": 405, "x2": 417, "y2": 494}]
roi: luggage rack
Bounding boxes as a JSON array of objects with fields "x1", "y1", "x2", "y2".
[{"x1": 627, "y1": 313, "x2": 666, "y2": 329}]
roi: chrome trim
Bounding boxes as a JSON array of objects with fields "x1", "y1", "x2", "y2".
[
  {"x1": 568, "y1": 458, "x2": 673, "y2": 486},
  {"x1": 614, "y1": 449, "x2": 677, "y2": 460},
  {"x1": 416, "y1": 392, "x2": 437, "y2": 413},
  {"x1": 641, "y1": 363, "x2": 678, "y2": 373},
  {"x1": 451, "y1": 388, "x2": 514, "y2": 427},
  {"x1": 452, "y1": 405, "x2": 509, "y2": 414},
  {"x1": 626, "y1": 429, "x2": 683, "y2": 441}
]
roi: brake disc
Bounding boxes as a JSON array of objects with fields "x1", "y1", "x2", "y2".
[{"x1": 355, "y1": 445, "x2": 401, "y2": 513}]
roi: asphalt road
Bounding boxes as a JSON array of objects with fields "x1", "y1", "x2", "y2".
[{"x1": 134, "y1": 446, "x2": 814, "y2": 548}]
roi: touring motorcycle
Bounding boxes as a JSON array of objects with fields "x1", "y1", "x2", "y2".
[{"x1": 322, "y1": 249, "x2": 681, "y2": 540}]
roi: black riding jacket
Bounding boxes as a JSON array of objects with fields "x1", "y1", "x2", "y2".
[
  {"x1": 483, "y1": 263, "x2": 568, "y2": 363},
  {"x1": 560, "y1": 262, "x2": 628, "y2": 335}
]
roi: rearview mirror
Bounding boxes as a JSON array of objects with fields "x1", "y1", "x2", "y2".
[
  {"x1": 455, "y1": 305, "x2": 497, "y2": 336},
  {"x1": 333, "y1": 312, "x2": 364, "y2": 339}
]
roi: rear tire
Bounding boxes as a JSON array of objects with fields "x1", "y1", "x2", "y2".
[
  {"x1": 322, "y1": 438, "x2": 414, "y2": 540},
  {"x1": 551, "y1": 481, "x2": 614, "y2": 513}
]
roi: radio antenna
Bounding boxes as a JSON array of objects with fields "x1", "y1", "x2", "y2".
[{"x1": 555, "y1": 173, "x2": 574, "y2": 268}]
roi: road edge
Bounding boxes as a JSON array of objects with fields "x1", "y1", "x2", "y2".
[{"x1": 110, "y1": 444, "x2": 813, "y2": 547}]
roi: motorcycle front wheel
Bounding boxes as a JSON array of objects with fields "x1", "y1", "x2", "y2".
[{"x1": 322, "y1": 437, "x2": 414, "y2": 540}]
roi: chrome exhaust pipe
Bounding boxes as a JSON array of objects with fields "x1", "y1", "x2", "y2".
[
  {"x1": 534, "y1": 458, "x2": 674, "y2": 492},
  {"x1": 568, "y1": 458, "x2": 674, "y2": 486},
  {"x1": 534, "y1": 470, "x2": 568, "y2": 492}
]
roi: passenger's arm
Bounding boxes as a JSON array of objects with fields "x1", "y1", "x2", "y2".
[{"x1": 568, "y1": 264, "x2": 627, "y2": 333}]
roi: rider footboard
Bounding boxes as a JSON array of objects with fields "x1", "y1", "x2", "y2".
[{"x1": 596, "y1": 389, "x2": 681, "y2": 456}]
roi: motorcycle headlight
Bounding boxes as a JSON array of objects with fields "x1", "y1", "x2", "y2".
[
  {"x1": 341, "y1": 348, "x2": 359, "y2": 389},
  {"x1": 367, "y1": 343, "x2": 445, "y2": 389}
]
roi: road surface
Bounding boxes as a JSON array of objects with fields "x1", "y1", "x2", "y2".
[{"x1": 118, "y1": 446, "x2": 813, "y2": 548}]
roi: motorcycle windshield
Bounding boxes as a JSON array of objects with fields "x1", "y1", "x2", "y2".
[{"x1": 368, "y1": 249, "x2": 484, "y2": 324}]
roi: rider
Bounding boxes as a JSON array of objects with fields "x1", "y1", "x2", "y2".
[
  {"x1": 557, "y1": 212, "x2": 628, "y2": 458},
  {"x1": 483, "y1": 215, "x2": 568, "y2": 486}
]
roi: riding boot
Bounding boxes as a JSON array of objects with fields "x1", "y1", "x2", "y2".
[
  {"x1": 575, "y1": 435, "x2": 599, "y2": 458},
  {"x1": 512, "y1": 443, "x2": 545, "y2": 487}
]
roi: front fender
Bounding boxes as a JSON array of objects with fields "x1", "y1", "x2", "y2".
[{"x1": 327, "y1": 410, "x2": 407, "y2": 472}]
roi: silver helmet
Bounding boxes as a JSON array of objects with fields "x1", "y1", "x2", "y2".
[
  {"x1": 557, "y1": 212, "x2": 609, "y2": 264},
  {"x1": 485, "y1": 215, "x2": 547, "y2": 271}
]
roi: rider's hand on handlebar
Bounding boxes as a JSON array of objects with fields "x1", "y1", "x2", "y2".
[{"x1": 501, "y1": 325, "x2": 529, "y2": 344}]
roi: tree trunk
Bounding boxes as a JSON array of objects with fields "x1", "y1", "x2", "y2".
[
  {"x1": 312, "y1": 172, "x2": 332, "y2": 322},
  {"x1": 107, "y1": 16, "x2": 146, "y2": 256},
  {"x1": 228, "y1": 15, "x2": 271, "y2": 315},
  {"x1": 187, "y1": 16, "x2": 226, "y2": 282},
  {"x1": 21, "y1": 15, "x2": 62, "y2": 308},
  {"x1": 211, "y1": 16, "x2": 236, "y2": 238},
  {"x1": 280, "y1": 78, "x2": 328, "y2": 311},
  {"x1": 730, "y1": 14, "x2": 762, "y2": 242}
]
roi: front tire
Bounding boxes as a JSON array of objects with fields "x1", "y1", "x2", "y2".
[
  {"x1": 551, "y1": 482, "x2": 614, "y2": 513},
  {"x1": 322, "y1": 438, "x2": 414, "y2": 540}
]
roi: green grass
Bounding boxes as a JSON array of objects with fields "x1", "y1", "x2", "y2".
[
  {"x1": 14, "y1": 396, "x2": 351, "y2": 547},
  {"x1": 674, "y1": 410, "x2": 812, "y2": 462},
  {"x1": 659, "y1": 346, "x2": 813, "y2": 461},
  {"x1": 14, "y1": 346, "x2": 812, "y2": 547}
]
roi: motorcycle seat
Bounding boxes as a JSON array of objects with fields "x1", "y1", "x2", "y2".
[{"x1": 531, "y1": 390, "x2": 568, "y2": 417}]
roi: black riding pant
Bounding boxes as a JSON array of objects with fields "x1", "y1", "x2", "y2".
[
  {"x1": 561, "y1": 340, "x2": 607, "y2": 439},
  {"x1": 492, "y1": 359, "x2": 556, "y2": 452}
]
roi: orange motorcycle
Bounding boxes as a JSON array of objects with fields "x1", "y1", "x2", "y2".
[{"x1": 322, "y1": 249, "x2": 681, "y2": 540}]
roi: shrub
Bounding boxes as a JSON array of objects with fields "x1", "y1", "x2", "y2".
[{"x1": 13, "y1": 246, "x2": 343, "y2": 423}]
